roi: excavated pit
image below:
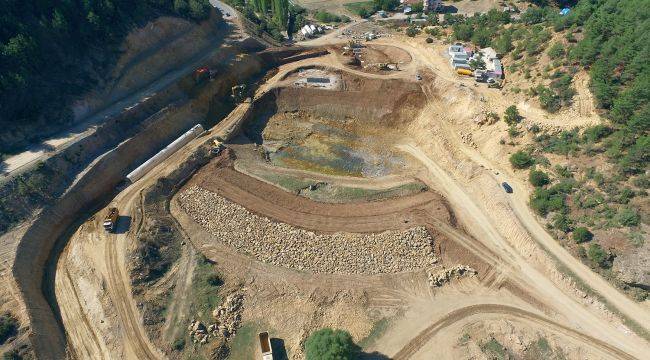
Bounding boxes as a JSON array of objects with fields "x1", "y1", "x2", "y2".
[{"x1": 243, "y1": 69, "x2": 426, "y2": 177}]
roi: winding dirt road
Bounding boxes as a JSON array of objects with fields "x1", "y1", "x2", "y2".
[
  {"x1": 393, "y1": 304, "x2": 636, "y2": 360},
  {"x1": 398, "y1": 143, "x2": 649, "y2": 359}
]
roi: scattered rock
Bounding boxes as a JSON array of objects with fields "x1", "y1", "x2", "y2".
[
  {"x1": 178, "y1": 186, "x2": 438, "y2": 275},
  {"x1": 428, "y1": 265, "x2": 477, "y2": 287}
]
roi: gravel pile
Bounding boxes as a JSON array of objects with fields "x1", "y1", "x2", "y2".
[{"x1": 178, "y1": 186, "x2": 437, "y2": 274}]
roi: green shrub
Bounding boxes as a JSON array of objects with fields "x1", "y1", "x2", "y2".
[
  {"x1": 530, "y1": 183, "x2": 571, "y2": 217},
  {"x1": 508, "y1": 125, "x2": 520, "y2": 138},
  {"x1": 536, "y1": 85, "x2": 561, "y2": 113},
  {"x1": 0, "y1": 313, "x2": 18, "y2": 344},
  {"x1": 572, "y1": 227, "x2": 593, "y2": 243},
  {"x1": 552, "y1": 213, "x2": 573, "y2": 233},
  {"x1": 172, "y1": 337, "x2": 186, "y2": 351},
  {"x1": 510, "y1": 151, "x2": 534, "y2": 169},
  {"x1": 305, "y1": 328, "x2": 358, "y2": 360},
  {"x1": 405, "y1": 26, "x2": 420, "y2": 37},
  {"x1": 547, "y1": 42, "x2": 565, "y2": 59},
  {"x1": 503, "y1": 105, "x2": 521, "y2": 125},
  {"x1": 582, "y1": 125, "x2": 612, "y2": 143},
  {"x1": 529, "y1": 170, "x2": 550, "y2": 187},
  {"x1": 615, "y1": 208, "x2": 640, "y2": 227},
  {"x1": 314, "y1": 11, "x2": 345, "y2": 23},
  {"x1": 2, "y1": 350, "x2": 21, "y2": 360},
  {"x1": 587, "y1": 243, "x2": 609, "y2": 268},
  {"x1": 373, "y1": 0, "x2": 399, "y2": 12}
]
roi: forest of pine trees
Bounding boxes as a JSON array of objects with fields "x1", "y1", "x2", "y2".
[
  {"x1": 0, "y1": 0, "x2": 212, "y2": 154},
  {"x1": 249, "y1": 0, "x2": 288, "y2": 29}
]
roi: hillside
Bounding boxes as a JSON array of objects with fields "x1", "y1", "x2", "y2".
[
  {"x1": 435, "y1": 0, "x2": 648, "y2": 298},
  {"x1": 0, "y1": 0, "x2": 212, "y2": 154}
]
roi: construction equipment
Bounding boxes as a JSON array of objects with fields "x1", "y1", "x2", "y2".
[
  {"x1": 457, "y1": 68, "x2": 473, "y2": 76},
  {"x1": 211, "y1": 139, "x2": 225, "y2": 155},
  {"x1": 474, "y1": 69, "x2": 487, "y2": 82},
  {"x1": 488, "y1": 78, "x2": 502, "y2": 89},
  {"x1": 258, "y1": 332, "x2": 273, "y2": 360},
  {"x1": 193, "y1": 67, "x2": 210, "y2": 84},
  {"x1": 231, "y1": 84, "x2": 248, "y2": 103},
  {"x1": 378, "y1": 62, "x2": 399, "y2": 71},
  {"x1": 103, "y1": 207, "x2": 119, "y2": 232}
]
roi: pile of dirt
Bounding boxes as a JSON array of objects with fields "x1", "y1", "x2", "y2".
[
  {"x1": 427, "y1": 265, "x2": 477, "y2": 287},
  {"x1": 178, "y1": 186, "x2": 437, "y2": 274}
]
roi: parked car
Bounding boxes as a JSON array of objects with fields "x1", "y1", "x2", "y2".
[
  {"x1": 415, "y1": 74, "x2": 422, "y2": 81},
  {"x1": 502, "y1": 182, "x2": 513, "y2": 193}
]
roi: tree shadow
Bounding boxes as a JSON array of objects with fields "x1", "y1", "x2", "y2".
[
  {"x1": 271, "y1": 338, "x2": 289, "y2": 360},
  {"x1": 439, "y1": 5, "x2": 458, "y2": 14},
  {"x1": 113, "y1": 215, "x2": 132, "y2": 234},
  {"x1": 358, "y1": 351, "x2": 391, "y2": 359}
]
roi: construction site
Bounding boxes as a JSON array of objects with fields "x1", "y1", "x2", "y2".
[{"x1": 0, "y1": 2, "x2": 648, "y2": 360}]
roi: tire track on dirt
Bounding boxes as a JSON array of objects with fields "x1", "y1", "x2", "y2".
[
  {"x1": 105, "y1": 223, "x2": 162, "y2": 360},
  {"x1": 392, "y1": 304, "x2": 637, "y2": 360}
]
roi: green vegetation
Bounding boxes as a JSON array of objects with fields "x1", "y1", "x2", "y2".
[
  {"x1": 503, "y1": 105, "x2": 521, "y2": 125},
  {"x1": 249, "y1": 0, "x2": 289, "y2": 28},
  {"x1": 458, "y1": 333, "x2": 471, "y2": 346},
  {"x1": 344, "y1": 1, "x2": 375, "y2": 18},
  {"x1": 405, "y1": 26, "x2": 420, "y2": 37},
  {"x1": 190, "y1": 255, "x2": 223, "y2": 324},
  {"x1": 305, "y1": 328, "x2": 358, "y2": 360},
  {"x1": 0, "y1": 313, "x2": 18, "y2": 344},
  {"x1": 227, "y1": 0, "x2": 289, "y2": 41},
  {"x1": 314, "y1": 11, "x2": 349, "y2": 23},
  {"x1": 480, "y1": 337, "x2": 510, "y2": 360},
  {"x1": 530, "y1": 181, "x2": 574, "y2": 216},
  {"x1": 572, "y1": 227, "x2": 593, "y2": 243},
  {"x1": 372, "y1": 0, "x2": 399, "y2": 11},
  {"x1": 172, "y1": 337, "x2": 186, "y2": 351},
  {"x1": 509, "y1": 150, "x2": 534, "y2": 169},
  {"x1": 523, "y1": 336, "x2": 567, "y2": 359},
  {"x1": 2, "y1": 351, "x2": 21, "y2": 360},
  {"x1": 0, "y1": 0, "x2": 212, "y2": 153},
  {"x1": 587, "y1": 243, "x2": 609, "y2": 268},
  {"x1": 229, "y1": 322, "x2": 260, "y2": 360},
  {"x1": 529, "y1": 169, "x2": 550, "y2": 187}
]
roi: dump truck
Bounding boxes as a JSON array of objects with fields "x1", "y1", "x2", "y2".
[
  {"x1": 258, "y1": 332, "x2": 273, "y2": 360},
  {"x1": 103, "y1": 207, "x2": 119, "y2": 232}
]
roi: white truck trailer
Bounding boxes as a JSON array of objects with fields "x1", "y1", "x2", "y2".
[{"x1": 126, "y1": 124, "x2": 204, "y2": 183}]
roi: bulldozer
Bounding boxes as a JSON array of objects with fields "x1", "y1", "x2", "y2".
[{"x1": 231, "y1": 84, "x2": 248, "y2": 103}]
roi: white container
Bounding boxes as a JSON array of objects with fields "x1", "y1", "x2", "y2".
[{"x1": 126, "y1": 124, "x2": 204, "y2": 183}]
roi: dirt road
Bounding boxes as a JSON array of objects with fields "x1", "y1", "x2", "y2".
[
  {"x1": 393, "y1": 304, "x2": 636, "y2": 360},
  {"x1": 399, "y1": 143, "x2": 649, "y2": 359}
]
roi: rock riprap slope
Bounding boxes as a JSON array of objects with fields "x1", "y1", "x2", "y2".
[{"x1": 178, "y1": 186, "x2": 437, "y2": 274}]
